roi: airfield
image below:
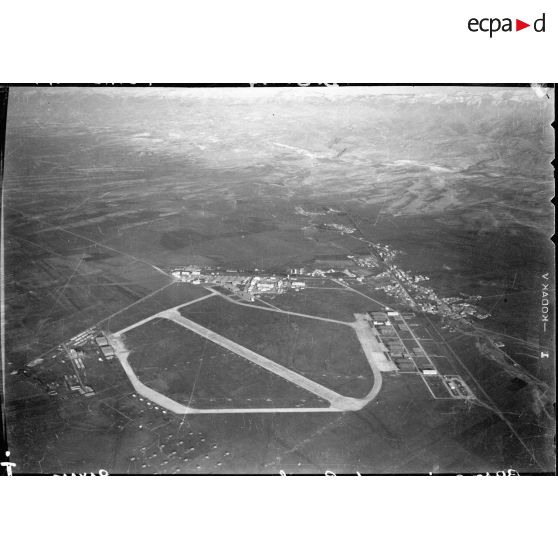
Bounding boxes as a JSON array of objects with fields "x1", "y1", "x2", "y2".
[
  {"x1": 3, "y1": 87, "x2": 554, "y2": 474},
  {"x1": 7, "y1": 272, "x2": 540, "y2": 474},
  {"x1": 107, "y1": 287, "x2": 388, "y2": 413}
]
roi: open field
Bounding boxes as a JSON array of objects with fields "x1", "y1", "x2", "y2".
[
  {"x1": 180, "y1": 295, "x2": 375, "y2": 398},
  {"x1": 6, "y1": 357, "x2": 521, "y2": 474},
  {"x1": 4, "y1": 230, "x2": 172, "y2": 366},
  {"x1": 100, "y1": 282, "x2": 208, "y2": 333},
  {"x1": 266, "y1": 284, "x2": 384, "y2": 321}
]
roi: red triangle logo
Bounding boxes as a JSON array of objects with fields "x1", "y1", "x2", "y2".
[{"x1": 516, "y1": 19, "x2": 530, "y2": 31}]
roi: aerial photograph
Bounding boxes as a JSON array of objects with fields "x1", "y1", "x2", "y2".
[{"x1": 1, "y1": 85, "x2": 554, "y2": 474}]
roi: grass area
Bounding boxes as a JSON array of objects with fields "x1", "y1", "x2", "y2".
[
  {"x1": 4, "y1": 231, "x2": 173, "y2": 364},
  {"x1": 430, "y1": 356, "x2": 457, "y2": 376},
  {"x1": 266, "y1": 285, "x2": 383, "y2": 322},
  {"x1": 102, "y1": 282, "x2": 208, "y2": 333},
  {"x1": 180, "y1": 295, "x2": 375, "y2": 398},
  {"x1": 423, "y1": 375, "x2": 452, "y2": 398},
  {"x1": 125, "y1": 318, "x2": 329, "y2": 408}
]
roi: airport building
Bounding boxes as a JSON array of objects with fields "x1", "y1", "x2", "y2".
[
  {"x1": 395, "y1": 359, "x2": 416, "y2": 372},
  {"x1": 101, "y1": 346, "x2": 115, "y2": 360},
  {"x1": 369, "y1": 311, "x2": 390, "y2": 326},
  {"x1": 95, "y1": 336, "x2": 109, "y2": 347}
]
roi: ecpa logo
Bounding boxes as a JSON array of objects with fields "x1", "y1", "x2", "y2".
[{"x1": 468, "y1": 13, "x2": 546, "y2": 37}]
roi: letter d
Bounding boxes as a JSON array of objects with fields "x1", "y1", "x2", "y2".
[{"x1": 534, "y1": 13, "x2": 545, "y2": 32}]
